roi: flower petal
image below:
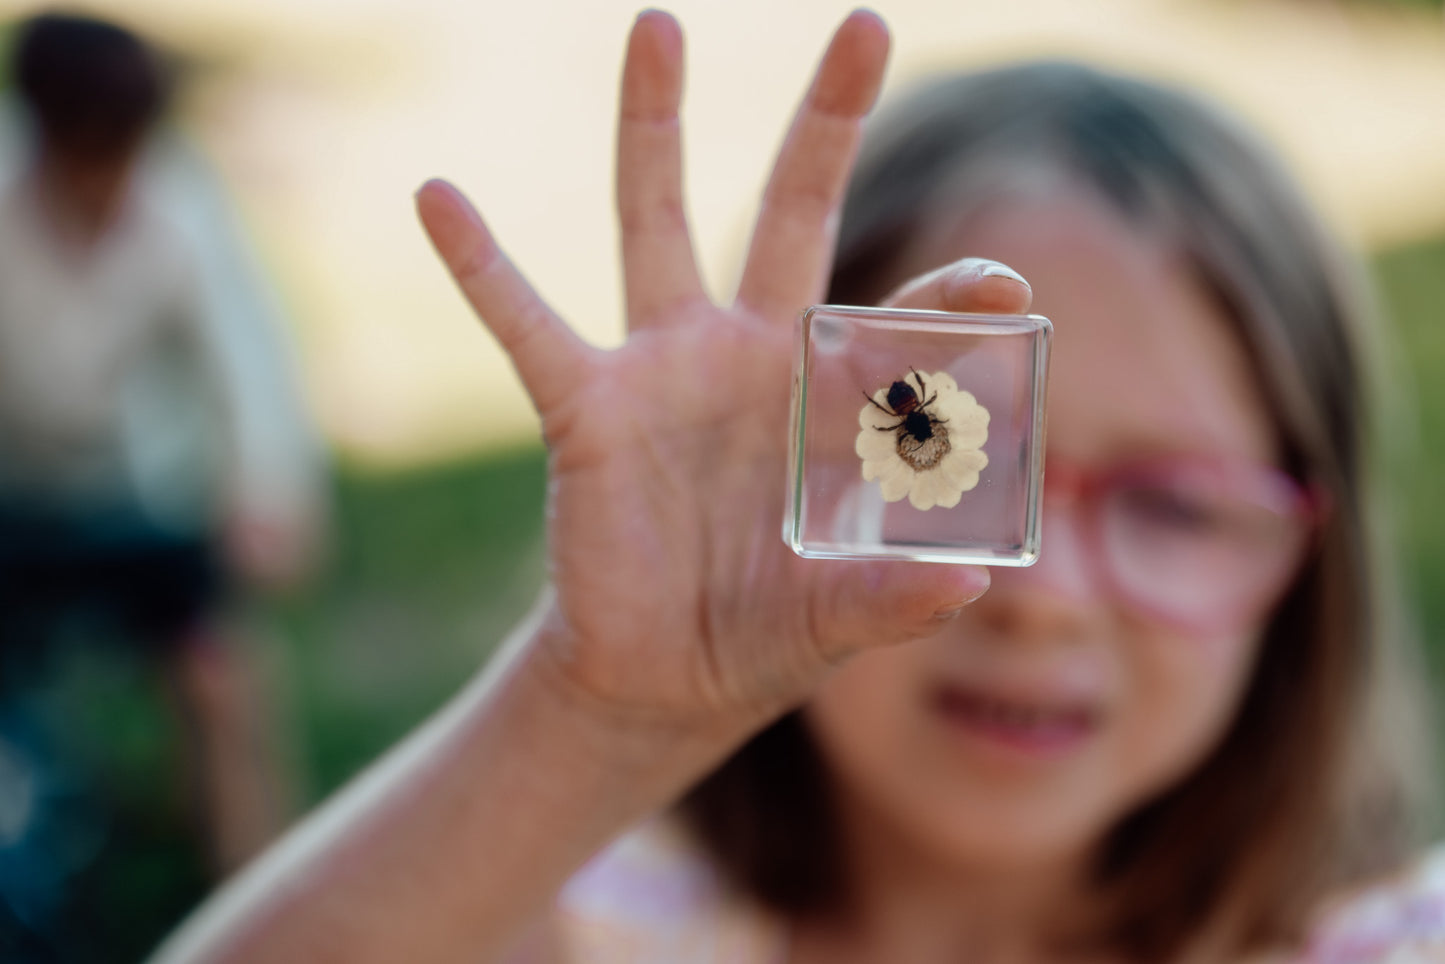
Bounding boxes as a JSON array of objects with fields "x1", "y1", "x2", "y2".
[
  {"x1": 959, "y1": 449, "x2": 989, "y2": 473},
  {"x1": 948, "y1": 403, "x2": 988, "y2": 432},
  {"x1": 937, "y1": 448, "x2": 986, "y2": 495},
  {"x1": 932, "y1": 480, "x2": 965, "y2": 509},
  {"x1": 908, "y1": 476, "x2": 939, "y2": 510},
  {"x1": 920, "y1": 454, "x2": 972, "y2": 509},
  {"x1": 855, "y1": 427, "x2": 897, "y2": 461},
  {"x1": 876, "y1": 460, "x2": 912, "y2": 502},
  {"x1": 942, "y1": 392, "x2": 989, "y2": 450},
  {"x1": 946, "y1": 424, "x2": 987, "y2": 453},
  {"x1": 914, "y1": 370, "x2": 957, "y2": 399},
  {"x1": 939, "y1": 447, "x2": 985, "y2": 480}
]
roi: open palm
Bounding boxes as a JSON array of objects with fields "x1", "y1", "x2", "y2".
[{"x1": 416, "y1": 11, "x2": 1025, "y2": 735}]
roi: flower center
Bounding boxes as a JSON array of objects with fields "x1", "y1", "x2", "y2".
[{"x1": 896, "y1": 421, "x2": 951, "y2": 471}]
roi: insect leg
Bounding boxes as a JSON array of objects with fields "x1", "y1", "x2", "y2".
[{"x1": 862, "y1": 390, "x2": 896, "y2": 416}]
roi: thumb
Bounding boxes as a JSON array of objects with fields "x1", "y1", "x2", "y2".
[
  {"x1": 884, "y1": 257, "x2": 1032, "y2": 315},
  {"x1": 807, "y1": 560, "x2": 990, "y2": 663}
]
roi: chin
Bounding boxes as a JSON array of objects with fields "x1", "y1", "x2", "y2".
[
  {"x1": 924, "y1": 793, "x2": 1113, "y2": 870},
  {"x1": 834, "y1": 763, "x2": 1123, "y2": 875}
]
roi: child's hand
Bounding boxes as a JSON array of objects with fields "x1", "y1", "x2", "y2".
[{"x1": 417, "y1": 11, "x2": 1030, "y2": 736}]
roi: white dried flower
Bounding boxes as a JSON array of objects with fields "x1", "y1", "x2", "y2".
[{"x1": 855, "y1": 370, "x2": 989, "y2": 511}]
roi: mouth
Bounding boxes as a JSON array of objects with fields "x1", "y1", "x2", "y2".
[{"x1": 929, "y1": 684, "x2": 1100, "y2": 758}]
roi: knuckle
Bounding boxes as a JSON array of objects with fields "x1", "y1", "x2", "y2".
[
  {"x1": 453, "y1": 239, "x2": 506, "y2": 285},
  {"x1": 502, "y1": 305, "x2": 545, "y2": 354},
  {"x1": 617, "y1": 194, "x2": 690, "y2": 238},
  {"x1": 803, "y1": 93, "x2": 866, "y2": 126},
  {"x1": 628, "y1": 291, "x2": 710, "y2": 330},
  {"x1": 759, "y1": 181, "x2": 835, "y2": 228},
  {"x1": 619, "y1": 108, "x2": 681, "y2": 128},
  {"x1": 540, "y1": 394, "x2": 582, "y2": 450}
]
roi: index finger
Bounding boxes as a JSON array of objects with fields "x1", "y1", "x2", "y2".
[
  {"x1": 417, "y1": 179, "x2": 594, "y2": 415},
  {"x1": 734, "y1": 11, "x2": 889, "y2": 323}
]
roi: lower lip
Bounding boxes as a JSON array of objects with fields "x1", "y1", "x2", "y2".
[{"x1": 930, "y1": 688, "x2": 1097, "y2": 759}]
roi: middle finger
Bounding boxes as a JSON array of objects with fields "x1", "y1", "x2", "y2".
[
  {"x1": 735, "y1": 11, "x2": 889, "y2": 324},
  {"x1": 616, "y1": 10, "x2": 708, "y2": 331}
]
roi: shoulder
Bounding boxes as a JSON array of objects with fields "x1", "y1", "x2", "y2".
[
  {"x1": 1293, "y1": 845, "x2": 1445, "y2": 963},
  {"x1": 554, "y1": 816, "x2": 787, "y2": 964}
]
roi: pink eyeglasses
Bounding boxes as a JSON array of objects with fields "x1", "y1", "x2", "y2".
[{"x1": 1041, "y1": 456, "x2": 1327, "y2": 633}]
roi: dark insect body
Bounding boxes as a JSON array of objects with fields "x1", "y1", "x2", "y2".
[
  {"x1": 898, "y1": 410, "x2": 936, "y2": 443},
  {"x1": 886, "y1": 378, "x2": 923, "y2": 416},
  {"x1": 864, "y1": 368, "x2": 952, "y2": 471}
]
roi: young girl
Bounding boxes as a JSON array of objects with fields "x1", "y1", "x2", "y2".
[{"x1": 154, "y1": 11, "x2": 1440, "y2": 963}]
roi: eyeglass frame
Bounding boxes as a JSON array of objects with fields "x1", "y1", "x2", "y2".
[{"x1": 1035, "y1": 455, "x2": 1330, "y2": 635}]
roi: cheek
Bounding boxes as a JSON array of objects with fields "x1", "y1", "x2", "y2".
[
  {"x1": 807, "y1": 648, "x2": 924, "y2": 780},
  {"x1": 1114, "y1": 621, "x2": 1263, "y2": 796},
  {"x1": 804, "y1": 647, "x2": 954, "y2": 832}
]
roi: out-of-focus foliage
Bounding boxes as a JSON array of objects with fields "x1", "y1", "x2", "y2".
[
  {"x1": 272, "y1": 445, "x2": 548, "y2": 794},
  {"x1": 1377, "y1": 235, "x2": 1445, "y2": 682},
  {"x1": 1363, "y1": 0, "x2": 1444, "y2": 11}
]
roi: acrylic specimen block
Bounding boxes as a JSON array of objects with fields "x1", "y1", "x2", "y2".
[{"x1": 785, "y1": 305, "x2": 1051, "y2": 566}]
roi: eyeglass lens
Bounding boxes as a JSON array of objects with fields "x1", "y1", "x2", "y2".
[{"x1": 1098, "y1": 466, "x2": 1313, "y2": 630}]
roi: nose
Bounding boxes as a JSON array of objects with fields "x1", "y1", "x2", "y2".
[{"x1": 970, "y1": 493, "x2": 1105, "y2": 639}]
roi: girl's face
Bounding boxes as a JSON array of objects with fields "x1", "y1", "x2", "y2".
[{"x1": 807, "y1": 188, "x2": 1286, "y2": 874}]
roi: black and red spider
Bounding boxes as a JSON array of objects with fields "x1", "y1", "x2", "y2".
[{"x1": 864, "y1": 367, "x2": 949, "y2": 446}]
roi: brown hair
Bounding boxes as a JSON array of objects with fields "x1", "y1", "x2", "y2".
[
  {"x1": 12, "y1": 13, "x2": 171, "y2": 161},
  {"x1": 681, "y1": 61, "x2": 1434, "y2": 960}
]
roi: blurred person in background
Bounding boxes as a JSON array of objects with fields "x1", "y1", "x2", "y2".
[
  {"x1": 0, "y1": 12, "x2": 326, "y2": 962},
  {"x1": 155, "y1": 10, "x2": 1438, "y2": 964}
]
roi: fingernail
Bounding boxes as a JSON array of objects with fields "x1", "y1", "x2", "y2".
[
  {"x1": 933, "y1": 572, "x2": 990, "y2": 620},
  {"x1": 978, "y1": 261, "x2": 1030, "y2": 291}
]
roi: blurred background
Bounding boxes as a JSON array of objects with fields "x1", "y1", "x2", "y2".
[{"x1": 0, "y1": 0, "x2": 1442, "y2": 960}]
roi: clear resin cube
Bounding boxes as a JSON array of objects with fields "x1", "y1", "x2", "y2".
[{"x1": 786, "y1": 305, "x2": 1051, "y2": 566}]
